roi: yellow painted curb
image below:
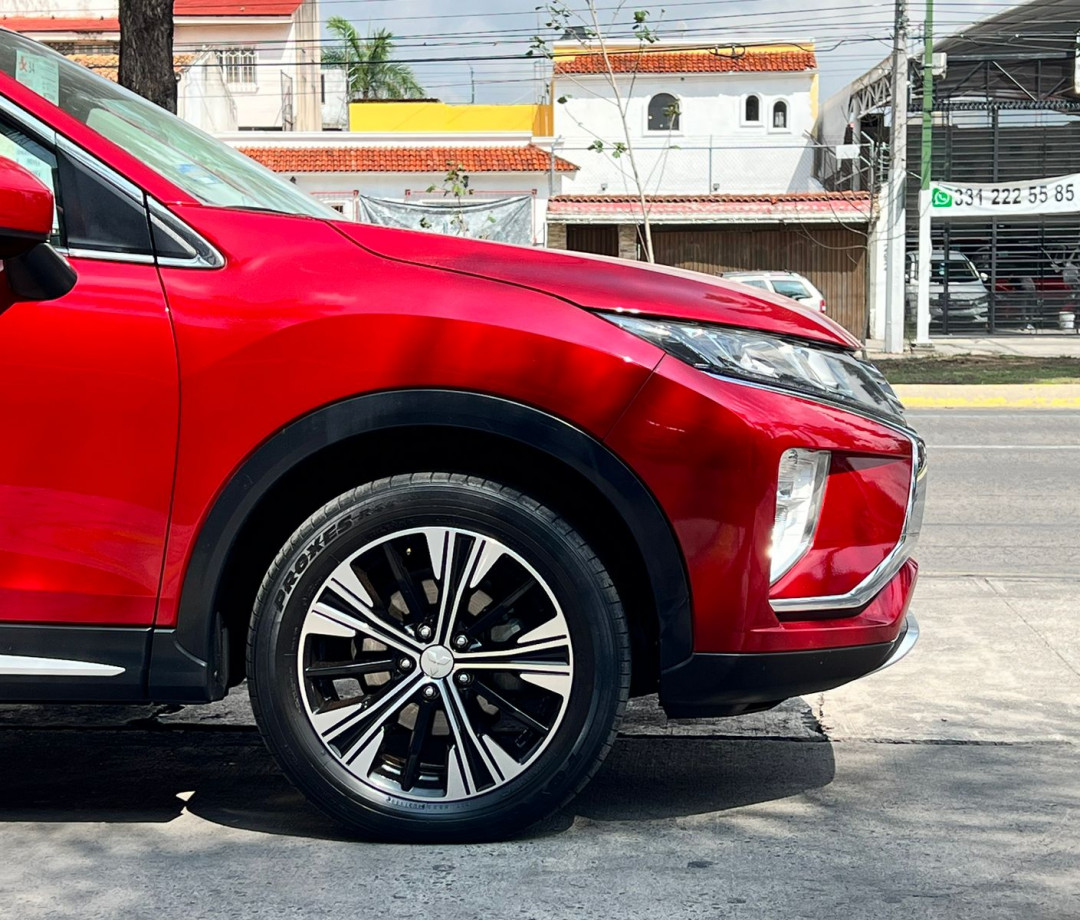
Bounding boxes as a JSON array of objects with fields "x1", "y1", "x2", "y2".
[{"x1": 892, "y1": 384, "x2": 1080, "y2": 409}]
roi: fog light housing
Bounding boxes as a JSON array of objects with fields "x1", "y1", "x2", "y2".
[{"x1": 770, "y1": 449, "x2": 830, "y2": 583}]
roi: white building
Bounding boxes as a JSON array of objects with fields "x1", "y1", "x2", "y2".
[
  {"x1": 0, "y1": 0, "x2": 321, "y2": 132},
  {"x1": 553, "y1": 40, "x2": 821, "y2": 197},
  {"x1": 547, "y1": 40, "x2": 875, "y2": 339}
]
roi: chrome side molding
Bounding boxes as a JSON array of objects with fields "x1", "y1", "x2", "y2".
[{"x1": 0, "y1": 654, "x2": 125, "y2": 678}]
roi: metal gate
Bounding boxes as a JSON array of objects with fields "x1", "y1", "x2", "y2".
[
  {"x1": 907, "y1": 106, "x2": 1080, "y2": 334},
  {"x1": 651, "y1": 225, "x2": 869, "y2": 339}
]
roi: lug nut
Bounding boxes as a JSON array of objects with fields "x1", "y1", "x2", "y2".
[
  {"x1": 422, "y1": 684, "x2": 438, "y2": 699},
  {"x1": 418, "y1": 625, "x2": 433, "y2": 641},
  {"x1": 399, "y1": 657, "x2": 413, "y2": 671},
  {"x1": 453, "y1": 634, "x2": 468, "y2": 650},
  {"x1": 456, "y1": 672, "x2": 472, "y2": 686}
]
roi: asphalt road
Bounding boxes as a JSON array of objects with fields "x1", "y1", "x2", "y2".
[{"x1": 1, "y1": 409, "x2": 1077, "y2": 920}]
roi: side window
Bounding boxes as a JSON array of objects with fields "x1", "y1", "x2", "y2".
[
  {"x1": 57, "y1": 148, "x2": 153, "y2": 255},
  {"x1": 743, "y1": 94, "x2": 760, "y2": 124},
  {"x1": 647, "y1": 93, "x2": 681, "y2": 131},
  {"x1": 772, "y1": 100, "x2": 789, "y2": 130},
  {"x1": 771, "y1": 279, "x2": 811, "y2": 300},
  {"x1": 222, "y1": 47, "x2": 258, "y2": 89},
  {"x1": 0, "y1": 116, "x2": 152, "y2": 256}
]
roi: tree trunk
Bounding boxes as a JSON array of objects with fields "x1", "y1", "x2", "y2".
[{"x1": 118, "y1": 0, "x2": 176, "y2": 113}]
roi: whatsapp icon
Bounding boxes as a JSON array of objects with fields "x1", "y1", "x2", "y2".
[{"x1": 931, "y1": 187, "x2": 953, "y2": 208}]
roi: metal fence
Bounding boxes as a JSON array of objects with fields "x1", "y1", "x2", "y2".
[{"x1": 904, "y1": 109, "x2": 1080, "y2": 334}]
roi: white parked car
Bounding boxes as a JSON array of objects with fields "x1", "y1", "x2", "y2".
[
  {"x1": 905, "y1": 250, "x2": 989, "y2": 326},
  {"x1": 722, "y1": 271, "x2": 828, "y2": 313}
]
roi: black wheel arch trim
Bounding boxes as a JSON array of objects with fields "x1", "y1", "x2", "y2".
[{"x1": 165, "y1": 389, "x2": 692, "y2": 700}]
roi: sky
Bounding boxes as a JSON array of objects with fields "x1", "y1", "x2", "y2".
[{"x1": 323, "y1": 0, "x2": 1008, "y2": 105}]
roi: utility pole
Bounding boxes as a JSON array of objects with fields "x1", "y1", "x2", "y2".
[
  {"x1": 469, "y1": 65, "x2": 476, "y2": 104},
  {"x1": 884, "y1": 0, "x2": 909, "y2": 353},
  {"x1": 915, "y1": 0, "x2": 935, "y2": 346}
]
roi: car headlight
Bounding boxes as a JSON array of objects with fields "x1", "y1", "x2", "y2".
[{"x1": 604, "y1": 314, "x2": 905, "y2": 422}]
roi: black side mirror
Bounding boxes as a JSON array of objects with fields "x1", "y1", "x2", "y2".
[{"x1": 5, "y1": 243, "x2": 77, "y2": 301}]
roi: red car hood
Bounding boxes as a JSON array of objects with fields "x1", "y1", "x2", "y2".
[{"x1": 336, "y1": 224, "x2": 859, "y2": 350}]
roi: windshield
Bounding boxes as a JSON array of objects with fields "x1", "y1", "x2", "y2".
[
  {"x1": 0, "y1": 30, "x2": 336, "y2": 218},
  {"x1": 932, "y1": 258, "x2": 980, "y2": 284}
]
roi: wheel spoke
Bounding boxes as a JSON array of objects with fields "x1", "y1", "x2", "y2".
[
  {"x1": 315, "y1": 563, "x2": 423, "y2": 654},
  {"x1": 432, "y1": 532, "x2": 476, "y2": 645},
  {"x1": 382, "y1": 541, "x2": 431, "y2": 624},
  {"x1": 304, "y1": 656, "x2": 397, "y2": 680},
  {"x1": 311, "y1": 670, "x2": 422, "y2": 748},
  {"x1": 400, "y1": 699, "x2": 436, "y2": 792},
  {"x1": 442, "y1": 682, "x2": 499, "y2": 791},
  {"x1": 456, "y1": 637, "x2": 572, "y2": 676}
]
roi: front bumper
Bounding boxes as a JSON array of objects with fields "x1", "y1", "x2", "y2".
[{"x1": 660, "y1": 613, "x2": 920, "y2": 718}]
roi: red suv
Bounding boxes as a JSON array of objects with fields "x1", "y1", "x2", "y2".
[{"x1": 0, "y1": 32, "x2": 923, "y2": 841}]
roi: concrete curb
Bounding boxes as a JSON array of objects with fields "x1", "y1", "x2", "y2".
[{"x1": 893, "y1": 383, "x2": 1080, "y2": 409}]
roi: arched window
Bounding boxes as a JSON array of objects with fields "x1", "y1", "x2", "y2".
[
  {"x1": 772, "y1": 100, "x2": 788, "y2": 129},
  {"x1": 744, "y1": 94, "x2": 760, "y2": 123},
  {"x1": 648, "y1": 93, "x2": 680, "y2": 131}
]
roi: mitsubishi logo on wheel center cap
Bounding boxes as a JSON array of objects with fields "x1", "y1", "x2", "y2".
[{"x1": 420, "y1": 645, "x2": 455, "y2": 680}]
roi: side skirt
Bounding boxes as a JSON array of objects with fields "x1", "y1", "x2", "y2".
[{"x1": 0, "y1": 624, "x2": 151, "y2": 702}]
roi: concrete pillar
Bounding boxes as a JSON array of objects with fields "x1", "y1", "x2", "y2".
[
  {"x1": 617, "y1": 224, "x2": 640, "y2": 261},
  {"x1": 868, "y1": 218, "x2": 888, "y2": 342},
  {"x1": 547, "y1": 222, "x2": 567, "y2": 250}
]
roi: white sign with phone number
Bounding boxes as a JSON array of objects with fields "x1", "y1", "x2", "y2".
[{"x1": 930, "y1": 174, "x2": 1080, "y2": 217}]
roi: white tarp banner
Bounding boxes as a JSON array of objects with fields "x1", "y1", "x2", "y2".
[
  {"x1": 357, "y1": 195, "x2": 534, "y2": 245},
  {"x1": 930, "y1": 174, "x2": 1080, "y2": 218}
]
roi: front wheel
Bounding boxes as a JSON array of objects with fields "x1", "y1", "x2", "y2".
[{"x1": 247, "y1": 473, "x2": 630, "y2": 841}]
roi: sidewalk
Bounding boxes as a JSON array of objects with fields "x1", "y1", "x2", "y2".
[
  {"x1": 866, "y1": 334, "x2": 1080, "y2": 360},
  {"x1": 893, "y1": 383, "x2": 1080, "y2": 409}
]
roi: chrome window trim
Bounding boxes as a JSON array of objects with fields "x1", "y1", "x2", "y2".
[
  {"x1": 148, "y1": 200, "x2": 225, "y2": 270},
  {"x1": 0, "y1": 94, "x2": 57, "y2": 146},
  {"x1": 712, "y1": 375, "x2": 926, "y2": 615},
  {"x1": 60, "y1": 247, "x2": 156, "y2": 265},
  {"x1": 58, "y1": 135, "x2": 144, "y2": 204}
]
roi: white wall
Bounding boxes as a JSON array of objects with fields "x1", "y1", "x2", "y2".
[
  {"x1": 321, "y1": 67, "x2": 348, "y2": 130},
  {"x1": 177, "y1": 50, "x2": 237, "y2": 133},
  {"x1": 176, "y1": 13, "x2": 319, "y2": 131},
  {"x1": 554, "y1": 71, "x2": 818, "y2": 195}
]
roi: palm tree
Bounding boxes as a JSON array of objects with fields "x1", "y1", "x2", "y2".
[{"x1": 323, "y1": 19, "x2": 425, "y2": 101}]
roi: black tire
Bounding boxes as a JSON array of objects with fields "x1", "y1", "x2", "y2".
[{"x1": 248, "y1": 473, "x2": 630, "y2": 842}]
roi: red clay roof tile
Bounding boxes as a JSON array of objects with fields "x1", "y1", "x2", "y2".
[
  {"x1": 65, "y1": 53, "x2": 195, "y2": 81},
  {"x1": 554, "y1": 49, "x2": 817, "y2": 75},
  {"x1": 239, "y1": 145, "x2": 578, "y2": 174}
]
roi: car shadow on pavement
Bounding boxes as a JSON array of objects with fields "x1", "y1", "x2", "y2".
[{"x1": 0, "y1": 724, "x2": 835, "y2": 841}]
